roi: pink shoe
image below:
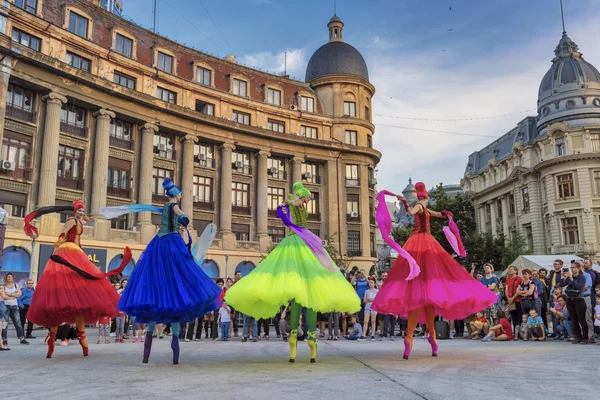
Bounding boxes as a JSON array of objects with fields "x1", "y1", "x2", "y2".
[
  {"x1": 134, "y1": 337, "x2": 139, "y2": 343},
  {"x1": 427, "y1": 335, "x2": 438, "y2": 357},
  {"x1": 141, "y1": 337, "x2": 145, "y2": 343}
]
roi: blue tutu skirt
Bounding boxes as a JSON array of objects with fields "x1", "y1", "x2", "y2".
[{"x1": 119, "y1": 232, "x2": 221, "y2": 323}]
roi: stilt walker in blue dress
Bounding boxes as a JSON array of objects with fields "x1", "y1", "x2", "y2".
[{"x1": 101, "y1": 179, "x2": 221, "y2": 364}]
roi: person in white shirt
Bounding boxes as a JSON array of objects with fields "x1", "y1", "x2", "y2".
[
  {"x1": 363, "y1": 278, "x2": 379, "y2": 341},
  {"x1": 218, "y1": 301, "x2": 232, "y2": 341}
]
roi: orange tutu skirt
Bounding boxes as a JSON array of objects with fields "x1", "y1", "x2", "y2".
[{"x1": 27, "y1": 243, "x2": 120, "y2": 327}]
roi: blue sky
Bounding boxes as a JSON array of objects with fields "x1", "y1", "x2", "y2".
[{"x1": 123, "y1": 0, "x2": 600, "y2": 192}]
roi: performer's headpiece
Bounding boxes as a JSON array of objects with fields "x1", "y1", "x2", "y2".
[
  {"x1": 23, "y1": 199, "x2": 87, "y2": 237},
  {"x1": 163, "y1": 179, "x2": 181, "y2": 198},
  {"x1": 73, "y1": 199, "x2": 85, "y2": 212},
  {"x1": 293, "y1": 182, "x2": 311, "y2": 199},
  {"x1": 415, "y1": 182, "x2": 428, "y2": 200}
]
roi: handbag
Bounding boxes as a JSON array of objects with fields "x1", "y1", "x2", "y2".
[
  {"x1": 506, "y1": 278, "x2": 518, "y2": 312},
  {"x1": 521, "y1": 297, "x2": 533, "y2": 311}
]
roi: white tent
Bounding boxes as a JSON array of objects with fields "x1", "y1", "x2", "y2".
[{"x1": 500, "y1": 255, "x2": 583, "y2": 277}]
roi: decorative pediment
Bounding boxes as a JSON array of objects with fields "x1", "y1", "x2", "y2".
[{"x1": 547, "y1": 122, "x2": 569, "y2": 137}]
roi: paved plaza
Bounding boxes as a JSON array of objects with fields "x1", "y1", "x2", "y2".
[{"x1": 0, "y1": 329, "x2": 597, "y2": 399}]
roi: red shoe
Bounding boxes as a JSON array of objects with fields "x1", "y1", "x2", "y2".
[
  {"x1": 45, "y1": 331, "x2": 57, "y2": 358},
  {"x1": 77, "y1": 330, "x2": 89, "y2": 357}
]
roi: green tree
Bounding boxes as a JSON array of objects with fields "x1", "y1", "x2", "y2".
[
  {"x1": 501, "y1": 232, "x2": 530, "y2": 267},
  {"x1": 391, "y1": 226, "x2": 412, "y2": 246}
]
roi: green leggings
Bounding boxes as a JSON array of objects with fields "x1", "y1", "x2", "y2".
[{"x1": 289, "y1": 300, "x2": 316, "y2": 337}]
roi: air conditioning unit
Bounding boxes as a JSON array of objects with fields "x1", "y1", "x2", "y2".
[
  {"x1": 1, "y1": 160, "x2": 16, "y2": 171},
  {"x1": 350, "y1": 211, "x2": 359, "y2": 218},
  {"x1": 268, "y1": 167, "x2": 278, "y2": 175},
  {"x1": 302, "y1": 172, "x2": 312, "y2": 179},
  {"x1": 234, "y1": 161, "x2": 243, "y2": 169},
  {"x1": 289, "y1": 104, "x2": 296, "y2": 110},
  {"x1": 291, "y1": 131, "x2": 298, "y2": 136},
  {"x1": 157, "y1": 144, "x2": 166, "y2": 151},
  {"x1": 369, "y1": 178, "x2": 378, "y2": 186}
]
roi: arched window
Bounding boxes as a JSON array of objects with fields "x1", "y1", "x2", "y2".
[
  {"x1": 201, "y1": 259, "x2": 220, "y2": 279},
  {"x1": 235, "y1": 261, "x2": 255, "y2": 277},
  {"x1": 107, "y1": 254, "x2": 136, "y2": 276}
]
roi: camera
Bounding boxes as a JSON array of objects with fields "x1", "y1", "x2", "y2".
[{"x1": 562, "y1": 267, "x2": 569, "y2": 272}]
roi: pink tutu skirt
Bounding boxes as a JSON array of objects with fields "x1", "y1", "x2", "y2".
[{"x1": 372, "y1": 233, "x2": 497, "y2": 324}]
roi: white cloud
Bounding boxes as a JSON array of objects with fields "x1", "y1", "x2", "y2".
[
  {"x1": 366, "y1": 18, "x2": 600, "y2": 194},
  {"x1": 239, "y1": 49, "x2": 307, "y2": 81}
]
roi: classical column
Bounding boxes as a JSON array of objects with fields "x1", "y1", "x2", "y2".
[
  {"x1": 479, "y1": 206, "x2": 487, "y2": 234},
  {"x1": 137, "y1": 123, "x2": 158, "y2": 243},
  {"x1": 0, "y1": 57, "x2": 14, "y2": 149},
  {"x1": 489, "y1": 200, "x2": 498, "y2": 237},
  {"x1": 219, "y1": 143, "x2": 236, "y2": 249},
  {"x1": 501, "y1": 196, "x2": 510, "y2": 238},
  {"x1": 292, "y1": 156, "x2": 304, "y2": 184},
  {"x1": 359, "y1": 163, "x2": 371, "y2": 257},
  {"x1": 38, "y1": 92, "x2": 67, "y2": 208},
  {"x1": 256, "y1": 151, "x2": 270, "y2": 251},
  {"x1": 180, "y1": 135, "x2": 196, "y2": 228},
  {"x1": 90, "y1": 109, "x2": 116, "y2": 240}
]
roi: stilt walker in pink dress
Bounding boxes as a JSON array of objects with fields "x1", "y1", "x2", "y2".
[{"x1": 373, "y1": 184, "x2": 497, "y2": 360}]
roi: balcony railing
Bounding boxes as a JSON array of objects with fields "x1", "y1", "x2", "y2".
[
  {"x1": 57, "y1": 176, "x2": 84, "y2": 190},
  {"x1": 307, "y1": 213, "x2": 321, "y2": 222},
  {"x1": 60, "y1": 122, "x2": 87, "y2": 138},
  {"x1": 268, "y1": 209, "x2": 278, "y2": 217},
  {"x1": 303, "y1": 175, "x2": 321, "y2": 185},
  {"x1": 552, "y1": 243, "x2": 597, "y2": 254},
  {"x1": 0, "y1": 167, "x2": 31, "y2": 181},
  {"x1": 152, "y1": 193, "x2": 168, "y2": 203},
  {"x1": 232, "y1": 205, "x2": 251, "y2": 215},
  {"x1": 6, "y1": 104, "x2": 36, "y2": 123},
  {"x1": 232, "y1": 165, "x2": 252, "y2": 175},
  {"x1": 194, "y1": 157, "x2": 216, "y2": 169},
  {"x1": 267, "y1": 170, "x2": 287, "y2": 180},
  {"x1": 347, "y1": 250, "x2": 362, "y2": 257},
  {"x1": 109, "y1": 136, "x2": 134, "y2": 150},
  {"x1": 346, "y1": 179, "x2": 360, "y2": 187},
  {"x1": 193, "y1": 201, "x2": 214, "y2": 211},
  {"x1": 107, "y1": 186, "x2": 131, "y2": 198}
]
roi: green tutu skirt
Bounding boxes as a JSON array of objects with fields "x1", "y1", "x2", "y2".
[{"x1": 225, "y1": 234, "x2": 361, "y2": 319}]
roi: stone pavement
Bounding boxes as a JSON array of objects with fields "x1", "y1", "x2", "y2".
[{"x1": 0, "y1": 330, "x2": 597, "y2": 400}]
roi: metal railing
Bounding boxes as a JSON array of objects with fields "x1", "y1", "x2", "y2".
[
  {"x1": 109, "y1": 136, "x2": 134, "y2": 150},
  {"x1": 60, "y1": 122, "x2": 87, "y2": 138},
  {"x1": 6, "y1": 104, "x2": 36, "y2": 123}
]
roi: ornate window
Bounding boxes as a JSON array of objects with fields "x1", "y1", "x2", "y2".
[
  {"x1": 561, "y1": 217, "x2": 579, "y2": 245},
  {"x1": 555, "y1": 136, "x2": 566, "y2": 156},
  {"x1": 557, "y1": 173, "x2": 574, "y2": 199}
]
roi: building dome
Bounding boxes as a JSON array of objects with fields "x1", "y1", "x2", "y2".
[
  {"x1": 401, "y1": 178, "x2": 417, "y2": 202},
  {"x1": 305, "y1": 15, "x2": 369, "y2": 82},
  {"x1": 537, "y1": 32, "x2": 600, "y2": 128}
]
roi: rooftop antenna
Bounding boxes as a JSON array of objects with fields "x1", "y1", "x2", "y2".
[
  {"x1": 560, "y1": 0, "x2": 566, "y2": 33},
  {"x1": 153, "y1": 0, "x2": 157, "y2": 33},
  {"x1": 334, "y1": 0, "x2": 337, "y2": 15}
]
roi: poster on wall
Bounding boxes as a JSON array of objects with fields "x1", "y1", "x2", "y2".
[{"x1": 38, "y1": 244, "x2": 107, "y2": 278}]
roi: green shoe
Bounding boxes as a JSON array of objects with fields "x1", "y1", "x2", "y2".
[{"x1": 308, "y1": 331, "x2": 317, "y2": 363}]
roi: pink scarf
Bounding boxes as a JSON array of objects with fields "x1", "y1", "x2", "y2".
[
  {"x1": 376, "y1": 190, "x2": 420, "y2": 280},
  {"x1": 443, "y1": 219, "x2": 467, "y2": 257}
]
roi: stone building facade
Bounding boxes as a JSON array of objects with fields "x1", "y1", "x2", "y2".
[
  {"x1": 462, "y1": 31, "x2": 600, "y2": 261},
  {"x1": 0, "y1": 0, "x2": 380, "y2": 279}
]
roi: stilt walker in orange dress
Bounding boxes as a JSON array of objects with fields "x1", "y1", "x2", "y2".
[{"x1": 23, "y1": 200, "x2": 131, "y2": 358}]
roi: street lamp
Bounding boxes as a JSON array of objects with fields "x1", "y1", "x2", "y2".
[{"x1": 29, "y1": 234, "x2": 37, "y2": 279}]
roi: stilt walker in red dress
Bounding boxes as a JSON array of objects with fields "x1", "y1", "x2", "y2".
[
  {"x1": 23, "y1": 200, "x2": 131, "y2": 358},
  {"x1": 373, "y1": 184, "x2": 497, "y2": 360}
]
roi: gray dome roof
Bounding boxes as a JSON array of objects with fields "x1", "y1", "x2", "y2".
[
  {"x1": 537, "y1": 32, "x2": 600, "y2": 128},
  {"x1": 538, "y1": 33, "x2": 600, "y2": 97},
  {"x1": 305, "y1": 41, "x2": 369, "y2": 82}
]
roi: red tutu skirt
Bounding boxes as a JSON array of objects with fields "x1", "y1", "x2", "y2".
[
  {"x1": 373, "y1": 233, "x2": 497, "y2": 323},
  {"x1": 27, "y1": 243, "x2": 120, "y2": 327}
]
